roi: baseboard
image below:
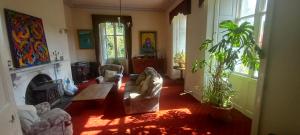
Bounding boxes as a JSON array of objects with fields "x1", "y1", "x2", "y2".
[{"x1": 233, "y1": 102, "x2": 253, "y2": 119}]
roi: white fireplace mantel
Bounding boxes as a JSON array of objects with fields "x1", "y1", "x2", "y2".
[
  {"x1": 10, "y1": 60, "x2": 70, "y2": 105},
  {"x1": 10, "y1": 61, "x2": 64, "y2": 74}
]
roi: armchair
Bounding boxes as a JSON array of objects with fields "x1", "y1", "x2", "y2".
[
  {"x1": 97, "y1": 64, "x2": 124, "y2": 88},
  {"x1": 17, "y1": 102, "x2": 73, "y2": 135}
]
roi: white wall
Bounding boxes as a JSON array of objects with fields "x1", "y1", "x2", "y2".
[
  {"x1": 184, "y1": 0, "x2": 210, "y2": 100},
  {"x1": 256, "y1": 0, "x2": 300, "y2": 134},
  {"x1": 0, "y1": 0, "x2": 73, "y2": 93},
  {"x1": 66, "y1": 6, "x2": 168, "y2": 62}
]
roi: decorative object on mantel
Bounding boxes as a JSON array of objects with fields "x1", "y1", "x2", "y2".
[
  {"x1": 199, "y1": 0, "x2": 205, "y2": 7},
  {"x1": 140, "y1": 31, "x2": 157, "y2": 56},
  {"x1": 53, "y1": 50, "x2": 60, "y2": 61},
  {"x1": 7, "y1": 60, "x2": 13, "y2": 70},
  {"x1": 4, "y1": 9, "x2": 50, "y2": 68},
  {"x1": 78, "y1": 29, "x2": 94, "y2": 49}
]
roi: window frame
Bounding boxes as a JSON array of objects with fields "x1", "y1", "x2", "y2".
[{"x1": 103, "y1": 22, "x2": 126, "y2": 59}]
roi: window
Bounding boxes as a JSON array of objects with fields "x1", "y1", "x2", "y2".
[
  {"x1": 234, "y1": 0, "x2": 268, "y2": 77},
  {"x1": 103, "y1": 22, "x2": 125, "y2": 60},
  {"x1": 172, "y1": 14, "x2": 187, "y2": 66}
]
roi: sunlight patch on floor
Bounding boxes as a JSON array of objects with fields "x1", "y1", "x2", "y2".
[
  {"x1": 80, "y1": 130, "x2": 102, "y2": 135},
  {"x1": 83, "y1": 108, "x2": 192, "y2": 129}
]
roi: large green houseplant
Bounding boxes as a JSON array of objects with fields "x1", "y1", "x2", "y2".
[{"x1": 192, "y1": 20, "x2": 262, "y2": 109}]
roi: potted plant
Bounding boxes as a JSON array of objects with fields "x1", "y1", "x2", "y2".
[
  {"x1": 174, "y1": 50, "x2": 186, "y2": 68},
  {"x1": 192, "y1": 20, "x2": 262, "y2": 121}
]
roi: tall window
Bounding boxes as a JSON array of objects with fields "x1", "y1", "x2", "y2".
[
  {"x1": 172, "y1": 14, "x2": 187, "y2": 65},
  {"x1": 102, "y1": 22, "x2": 125, "y2": 61},
  {"x1": 234, "y1": 0, "x2": 268, "y2": 77}
]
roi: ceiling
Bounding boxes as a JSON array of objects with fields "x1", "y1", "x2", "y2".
[{"x1": 64, "y1": 0, "x2": 175, "y2": 11}]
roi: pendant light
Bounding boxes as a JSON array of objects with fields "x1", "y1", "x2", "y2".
[{"x1": 118, "y1": 0, "x2": 121, "y2": 27}]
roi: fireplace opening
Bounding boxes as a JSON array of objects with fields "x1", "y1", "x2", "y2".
[{"x1": 25, "y1": 74, "x2": 62, "y2": 106}]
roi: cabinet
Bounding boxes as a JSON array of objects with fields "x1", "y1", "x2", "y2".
[
  {"x1": 132, "y1": 56, "x2": 164, "y2": 74},
  {"x1": 71, "y1": 62, "x2": 98, "y2": 84}
]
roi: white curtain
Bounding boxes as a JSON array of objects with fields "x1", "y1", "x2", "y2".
[
  {"x1": 171, "y1": 14, "x2": 187, "y2": 79},
  {"x1": 99, "y1": 23, "x2": 107, "y2": 65},
  {"x1": 172, "y1": 14, "x2": 187, "y2": 57}
]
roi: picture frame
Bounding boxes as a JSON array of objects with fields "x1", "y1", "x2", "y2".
[
  {"x1": 140, "y1": 31, "x2": 157, "y2": 56},
  {"x1": 78, "y1": 29, "x2": 94, "y2": 49},
  {"x1": 4, "y1": 9, "x2": 50, "y2": 68}
]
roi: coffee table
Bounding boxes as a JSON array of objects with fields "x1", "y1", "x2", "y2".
[{"x1": 72, "y1": 83, "x2": 114, "y2": 101}]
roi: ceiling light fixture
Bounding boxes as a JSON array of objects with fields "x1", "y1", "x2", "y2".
[{"x1": 118, "y1": 0, "x2": 121, "y2": 27}]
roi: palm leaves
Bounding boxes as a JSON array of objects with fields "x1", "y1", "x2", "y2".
[{"x1": 192, "y1": 20, "x2": 262, "y2": 108}]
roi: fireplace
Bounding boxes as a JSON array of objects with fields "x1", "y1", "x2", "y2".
[{"x1": 25, "y1": 74, "x2": 63, "y2": 106}]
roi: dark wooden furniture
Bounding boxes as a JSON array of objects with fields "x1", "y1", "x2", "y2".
[
  {"x1": 72, "y1": 83, "x2": 113, "y2": 101},
  {"x1": 132, "y1": 56, "x2": 164, "y2": 74},
  {"x1": 71, "y1": 62, "x2": 98, "y2": 84}
]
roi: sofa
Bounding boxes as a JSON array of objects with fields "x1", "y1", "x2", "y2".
[
  {"x1": 97, "y1": 64, "x2": 124, "y2": 88},
  {"x1": 17, "y1": 102, "x2": 73, "y2": 135},
  {"x1": 123, "y1": 67, "x2": 163, "y2": 114}
]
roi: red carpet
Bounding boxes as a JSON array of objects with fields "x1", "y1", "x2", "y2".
[{"x1": 66, "y1": 77, "x2": 251, "y2": 135}]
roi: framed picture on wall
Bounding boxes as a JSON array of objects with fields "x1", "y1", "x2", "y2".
[
  {"x1": 4, "y1": 9, "x2": 50, "y2": 68},
  {"x1": 78, "y1": 29, "x2": 94, "y2": 49},
  {"x1": 140, "y1": 31, "x2": 157, "y2": 56}
]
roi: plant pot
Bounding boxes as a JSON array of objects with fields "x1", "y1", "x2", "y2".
[{"x1": 208, "y1": 104, "x2": 233, "y2": 123}]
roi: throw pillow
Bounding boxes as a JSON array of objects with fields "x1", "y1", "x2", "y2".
[
  {"x1": 135, "y1": 72, "x2": 146, "y2": 85},
  {"x1": 104, "y1": 70, "x2": 117, "y2": 82},
  {"x1": 17, "y1": 105, "x2": 40, "y2": 133},
  {"x1": 140, "y1": 75, "x2": 151, "y2": 94}
]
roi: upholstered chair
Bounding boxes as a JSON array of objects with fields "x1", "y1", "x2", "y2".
[
  {"x1": 97, "y1": 64, "x2": 124, "y2": 88},
  {"x1": 17, "y1": 102, "x2": 73, "y2": 135}
]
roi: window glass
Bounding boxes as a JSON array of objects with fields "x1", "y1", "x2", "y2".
[
  {"x1": 117, "y1": 36, "x2": 125, "y2": 58},
  {"x1": 240, "y1": 0, "x2": 257, "y2": 17},
  {"x1": 238, "y1": 17, "x2": 255, "y2": 25},
  {"x1": 106, "y1": 36, "x2": 115, "y2": 59},
  {"x1": 116, "y1": 24, "x2": 124, "y2": 35},
  {"x1": 105, "y1": 23, "x2": 114, "y2": 35}
]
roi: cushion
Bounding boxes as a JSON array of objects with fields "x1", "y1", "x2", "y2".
[
  {"x1": 135, "y1": 72, "x2": 146, "y2": 85},
  {"x1": 104, "y1": 70, "x2": 117, "y2": 82},
  {"x1": 140, "y1": 75, "x2": 151, "y2": 94},
  {"x1": 17, "y1": 105, "x2": 40, "y2": 133}
]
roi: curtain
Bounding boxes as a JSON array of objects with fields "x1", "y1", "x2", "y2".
[
  {"x1": 172, "y1": 14, "x2": 187, "y2": 56},
  {"x1": 99, "y1": 23, "x2": 107, "y2": 65},
  {"x1": 169, "y1": 0, "x2": 191, "y2": 23}
]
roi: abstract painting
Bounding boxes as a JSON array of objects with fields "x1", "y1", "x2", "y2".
[
  {"x1": 140, "y1": 31, "x2": 156, "y2": 56},
  {"x1": 4, "y1": 9, "x2": 50, "y2": 68}
]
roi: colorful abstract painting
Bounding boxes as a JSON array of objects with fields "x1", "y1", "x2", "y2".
[
  {"x1": 4, "y1": 9, "x2": 50, "y2": 68},
  {"x1": 140, "y1": 31, "x2": 156, "y2": 55}
]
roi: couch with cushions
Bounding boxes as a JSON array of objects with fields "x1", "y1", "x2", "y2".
[
  {"x1": 17, "y1": 102, "x2": 73, "y2": 135},
  {"x1": 123, "y1": 67, "x2": 163, "y2": 114},
  {"x1": 97, "y1": 64, "x2": 124, "y2": 88}
]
